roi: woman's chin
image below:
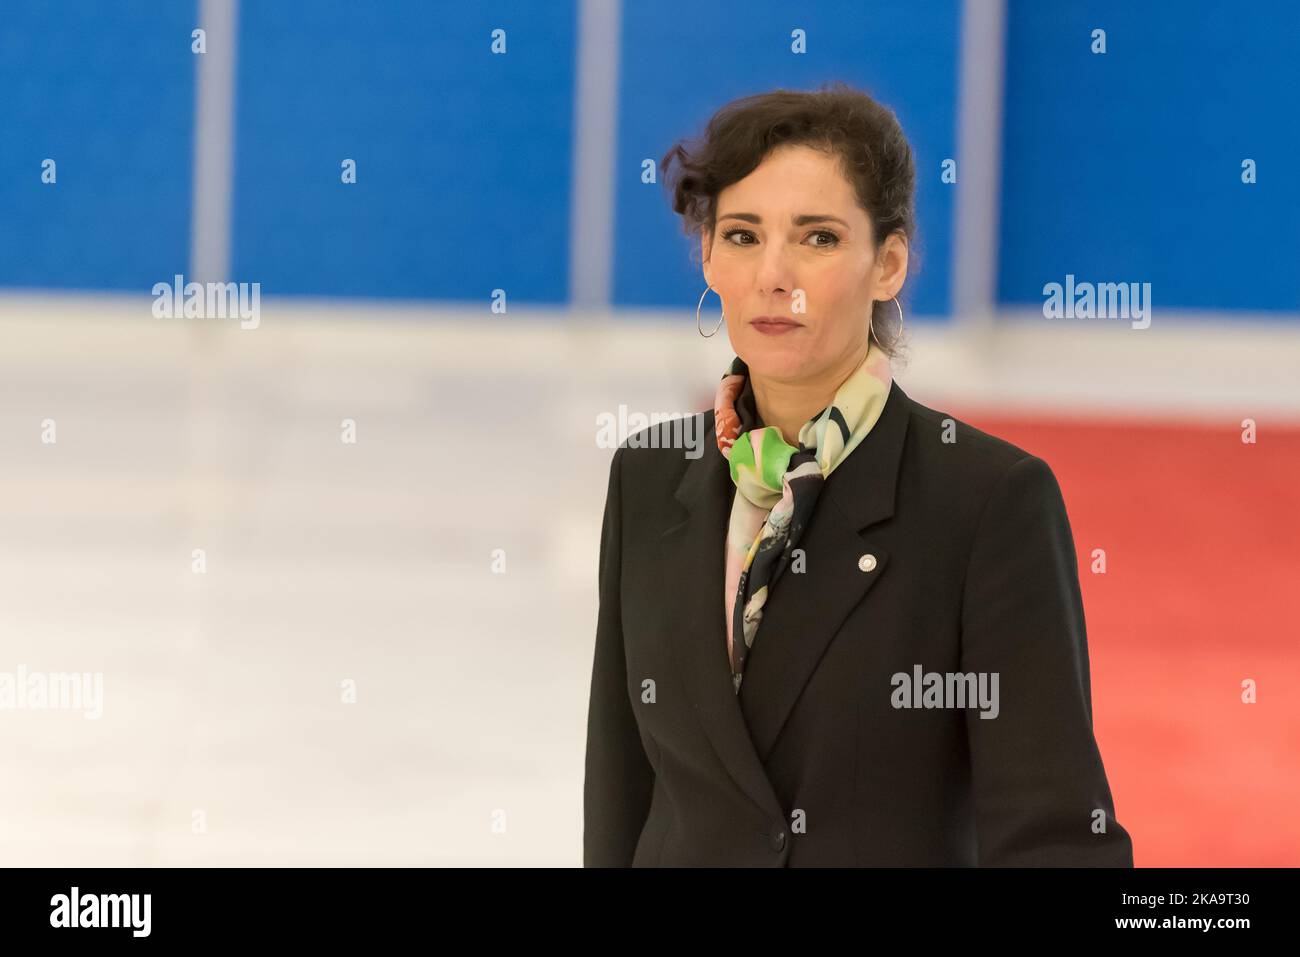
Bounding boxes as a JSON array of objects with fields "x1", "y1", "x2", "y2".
[{"x1": 734, "y1": 336, "x2": 813, "y2": 381}]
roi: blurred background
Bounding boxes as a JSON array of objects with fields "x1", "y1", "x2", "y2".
[{"x1": 1, "y1": 0, "x2": 1296, "y2": 866}]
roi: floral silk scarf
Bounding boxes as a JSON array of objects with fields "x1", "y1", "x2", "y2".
[{"x1": 714, "y1": 343, "x2": 893, "y2": 694}]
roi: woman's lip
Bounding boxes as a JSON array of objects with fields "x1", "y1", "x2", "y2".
[{"x1": 750, "y1": 318, "x2": 802, "y2": 335}]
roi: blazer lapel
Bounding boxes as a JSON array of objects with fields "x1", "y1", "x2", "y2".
[
  {"x1": 656, "y1": 379, "x2": 912, "y2": 819},
  {"x1": 658, "y1": 415, "x2": 784, "y2": 824},
  {"x1": 738, "y1": 377, "x2": 912, "y2": 762}
]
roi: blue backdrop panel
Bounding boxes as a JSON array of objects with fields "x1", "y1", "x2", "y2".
[
  {"x1": 0, "y1": 0, "x2": 197, "y2": 291},
  {"x1": 231, "y1": 0, "x2": 577, "y2": 302},
  {"x1": 612, "y1": 0, "x2": 960, "y2": 319},
  {"x1": 999, "y1": 0, "x2": 1300, "y2": 314}
]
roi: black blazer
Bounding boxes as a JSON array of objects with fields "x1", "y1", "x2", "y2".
[{"x1": 583, "y1": 378, "x2": 1134, "y2": 867}]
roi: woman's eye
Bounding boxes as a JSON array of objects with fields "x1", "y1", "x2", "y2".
[{"x1": 720, "y1": 229, "x2": 837, "y2": 247}]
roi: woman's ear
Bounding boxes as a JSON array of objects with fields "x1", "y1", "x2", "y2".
[
  {"x1": 699, "y1": 229, "x2": 713, "y2": 287},
  {"x1": 871, "y1": 232, "x2": 909, "y2": 300}
]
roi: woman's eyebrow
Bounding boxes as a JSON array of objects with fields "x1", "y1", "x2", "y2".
[{"x1": 718, "y1": 212, "x2": 851, "y2": 227}]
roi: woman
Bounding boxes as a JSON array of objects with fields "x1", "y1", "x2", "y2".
[{"x1": 583, "y1": 83, "x2": 1133, "y2": 867}]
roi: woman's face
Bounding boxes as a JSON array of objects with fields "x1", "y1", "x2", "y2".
[{"x1": 701, "y1": 143, "x2": 905, "y2": 384}]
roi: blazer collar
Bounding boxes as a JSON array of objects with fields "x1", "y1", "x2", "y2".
[{"x1": 658, "y1": 377, "x2": 913, "y2": 823}]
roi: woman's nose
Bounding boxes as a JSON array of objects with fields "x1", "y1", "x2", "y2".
[{"x1": 756, "y1": 243, "x2": 795, "y2": 295}]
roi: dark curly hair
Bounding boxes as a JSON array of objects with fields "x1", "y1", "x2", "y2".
[{"x1": 661, "y1": 81, "x2": 917, "y2": 359}]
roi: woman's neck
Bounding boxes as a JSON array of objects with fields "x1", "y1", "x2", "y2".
[{"x1": 751, "y1": 347, "x2": 867, "y2": 446}]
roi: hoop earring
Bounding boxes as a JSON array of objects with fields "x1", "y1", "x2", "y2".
[
  {"x1": 869, "y1": 296, "x2": 905, "y2": 347},
  {"x1": 696, "y1": 286, "x2": 724, "y2": 338}
]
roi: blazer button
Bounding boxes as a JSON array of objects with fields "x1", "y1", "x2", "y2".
[
  {"x1": 857, "y1": 553, "x2": 877, "y2": 572},
  {"x1": 770, "y1": 830, "x2": 786, "y2": 852}
]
